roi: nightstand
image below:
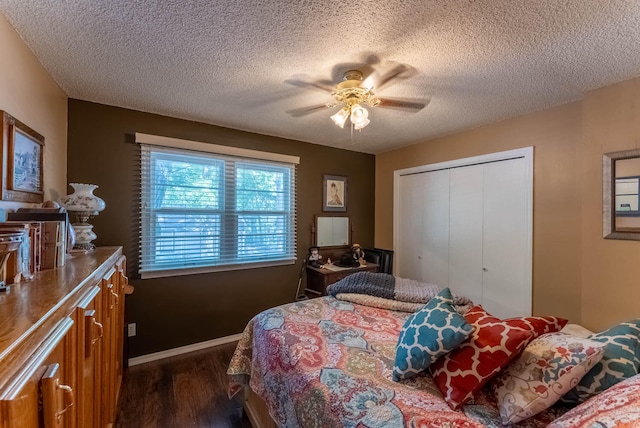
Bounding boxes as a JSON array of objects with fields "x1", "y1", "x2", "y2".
[{"x1": 305, "y1": 263, "x2": 378, "y2": 298}]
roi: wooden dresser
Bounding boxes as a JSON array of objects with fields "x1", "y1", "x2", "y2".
[
  {"x1": 305, "y1": 263, "x2": 378, "y2": 297},
  {"x1": 0, "y1": 247, "x2": 130, "y2": 428}
]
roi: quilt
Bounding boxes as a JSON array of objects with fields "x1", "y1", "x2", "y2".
[
  {"x1": 325, "y1": 272, "x2": 474, "y2": 312},
  {"x1": 227, "y1": 296, "x2": 571, "y2": 428},
  {"x1": 548, "y1": 372, "x2": 640, "y2": 427}
]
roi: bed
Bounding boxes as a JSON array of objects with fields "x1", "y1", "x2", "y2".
[{"x1": 228, "y1": 282, "x2": 640, "y2": 427}]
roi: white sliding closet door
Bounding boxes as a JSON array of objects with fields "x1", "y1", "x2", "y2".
[
  {"x1": 396, "y1": 169, "x2": 450, "y2": 285},
  {"x1": 449, "y1": 164, "x2": 484, "y2": 305},
  {"x1": 396, "y1": 173, "x2": 424, "y2": 280},
  {"x1": 482, "y1": 158, "x2": 529, "y2": 318},
  {"x1": 420, "y1": 170, "x2": 450, "y2": 285},
  {"x1": 394, "y1": 148, "x2": 533, "y2": 318}
]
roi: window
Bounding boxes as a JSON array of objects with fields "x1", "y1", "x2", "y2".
[{"x1": 138, "y1": 135, "x2": 297, "y2": 278}]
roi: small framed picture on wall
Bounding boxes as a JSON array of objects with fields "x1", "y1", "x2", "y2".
[
  {"x1": 323, "y1": 175, "x2": 347, "y2": 212},
  {"x1": 1, "y1": 111, "x2": 45, "y2": 203}
]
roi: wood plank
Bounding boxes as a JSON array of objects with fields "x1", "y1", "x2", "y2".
[{"x1": 115, "y1": 342, "x2": 251, "y2": 428}]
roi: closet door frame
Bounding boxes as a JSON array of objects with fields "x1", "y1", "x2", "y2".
[{"x1": 393, "y1": 147, "x2": 534, "y2": 312}]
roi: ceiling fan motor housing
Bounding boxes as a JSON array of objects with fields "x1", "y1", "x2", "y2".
[
  {"x1": 333, "y1": 70, "x2": 379, "y2": 107},
  {"x1": 343, "y1": 70, "x2": 364, "y2": 81}
]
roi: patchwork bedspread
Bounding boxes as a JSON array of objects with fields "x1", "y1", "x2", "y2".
[{"x1": 227, "y1": 297, "x2": 571, "y2": 427}]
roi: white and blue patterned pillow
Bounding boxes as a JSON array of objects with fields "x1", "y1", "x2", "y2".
[
  {"x1": 562, "y1": 319, "x2": 640, "y2": 403},
  {"x1": 392, "y1": 288, "x2": 474, "y2": 381}
]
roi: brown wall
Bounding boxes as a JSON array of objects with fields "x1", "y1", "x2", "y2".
[
  {"x1": 377, "y1": 76, "x2": 640, "y2": 331},
  {"x1": 375, "y1": 102, "x2": 584, "y2": 323},
  {"x1": 67, "y1": 100, "x2": 375, "y2": 357},
  {"x1": 0, "y1": 13, "x2": 67, "y2": 209},
  {"x1": 581, "y1": 78, "x2": 640, "y2": 331}
]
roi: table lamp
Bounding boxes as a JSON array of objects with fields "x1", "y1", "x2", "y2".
[{"x1": 59, "y1": 183, "x2": 106, "y2": 250}]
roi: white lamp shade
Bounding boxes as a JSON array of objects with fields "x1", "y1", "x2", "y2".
[
  {"x1": 59, "y1": 183, "x2": 106, "y2": 213},
  {"x1": 350, "y1": 104, "x2": 369, "y2": 127},
  {"x1": 354, "y1": 118, "x2": 370, "y2": 130},
  {"x1": 330, "y1": 107, "x2": 350, "y2": 128}
]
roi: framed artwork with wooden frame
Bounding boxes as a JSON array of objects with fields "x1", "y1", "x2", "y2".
[
  {"x1": 0, "y1": 111, "x2": 45, "y2": 203},
  {"x1": 323, "y1": 175, "x2": 347, "y2": 212}
]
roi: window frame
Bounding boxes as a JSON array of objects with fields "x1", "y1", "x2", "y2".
[{"x1": 137, "y1": 133, "x2": 298, "y2": 279}]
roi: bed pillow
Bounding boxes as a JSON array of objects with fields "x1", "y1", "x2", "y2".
[
  {"x1": 560, "y1": 323, "x2": 594, "y2": 338},
  {"x1": 429, "y1": 306, "x2": 534, "y2": 410},
  {"x1": 492, "y1": 332, "x2": 606, "y2": 425},
  {"x1": 392, "y1": 288, "x2": 474, "y2": 381},
  {"x1": 507, "y1": 315, "x2": 568, "y2": 339},
  {"x1": 548, "y1": 373, "x2": 640, "y2": 428},
  {"x1": 562, "y1": 319, "x2": 640, "y2": 404}
]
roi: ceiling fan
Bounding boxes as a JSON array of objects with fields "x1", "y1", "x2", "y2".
[{"x1": 286, "y1": 64, "x2": 429, "y2": 130}]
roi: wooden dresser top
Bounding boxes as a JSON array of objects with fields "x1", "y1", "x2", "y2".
[{"x1": 0, "y1": 246, "x2": 122, "y2": 364}]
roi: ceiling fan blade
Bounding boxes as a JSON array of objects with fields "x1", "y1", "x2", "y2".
[
  {"x1": 376, "y1": 97, "x2": 429, "y2": 111},
  {"x1": 287, "y1": 103, "x2": 334, "y2": 117},
  {"x1": 284, "y1": 77, "x2": 334, "y2": 94},
  {"x1": 365, "y1": 63, "x2": 409, "y2": 91}
]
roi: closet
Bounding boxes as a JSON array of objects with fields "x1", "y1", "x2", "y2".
[{"x1": 394, "y1": 148, "x2": 533, "y2": 318}]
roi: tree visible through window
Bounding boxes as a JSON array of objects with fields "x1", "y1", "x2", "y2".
[{"x1": 139, "y1": 144, "x2": 296, "y2": 277}]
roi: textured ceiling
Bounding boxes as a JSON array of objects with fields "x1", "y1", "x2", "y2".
[{"x1": 2, "y1": 1, "x2": 640, "y2": 154}]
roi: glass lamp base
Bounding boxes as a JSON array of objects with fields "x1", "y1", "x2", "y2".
[
  {"x1": 72, "y1": 223, "x2": 97, "y2": 251},
  {"x1": 72, "y1": 242, "x2": 96, "y2": 251}
]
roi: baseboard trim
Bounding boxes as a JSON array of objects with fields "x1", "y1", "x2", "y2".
[{"x1": 128, "y1": 333, "x2": 243, "y2": 366}]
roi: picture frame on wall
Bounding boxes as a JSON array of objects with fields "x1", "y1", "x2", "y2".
[
  {"x1": 1, "y1": 111, "x2": 45, "y2": 203},
  {"x1": 323, "y1": 175, "x2": 347, "y2": 212}
]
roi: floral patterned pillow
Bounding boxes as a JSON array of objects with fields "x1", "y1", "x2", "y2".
[
  {"x1": 492, "y1": 332, "x2": 606, "y2": 424},
  {"x1": 392, "y1": 288, "x2": 474, "y2": 381},
  {"x1": 560, "y1": 323, "x2": 594, "y2": 338}
]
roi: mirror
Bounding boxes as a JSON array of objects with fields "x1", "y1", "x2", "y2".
[
  {"x1": 603, "y1": 149, "x2": 640, "y2": 239},
  {"x1": 315, "y1": 216, "x2": 350, "y2": 247}
]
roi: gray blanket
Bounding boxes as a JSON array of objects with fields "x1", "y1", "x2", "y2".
[
  {"x1": 326, "y1": 272, "x2": 396, "y2": 299},
  {"x1": 326, "y1": 271, "x2": 473, "y2": 308}
]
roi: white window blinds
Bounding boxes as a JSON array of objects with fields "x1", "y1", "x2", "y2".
[{"x1": 138, "y1": 140, "x2": 297, "y2": 278}]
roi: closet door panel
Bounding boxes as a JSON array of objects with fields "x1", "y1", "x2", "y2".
[
  {"x1": 396, "y1": 170, "x2": 450, "y2": 285},
  {"x1": 420, "y1": 169, "x2": 450, "y2": 285},
  {"x1": 449, "y1": 165, "x2": 483, "y2": 304},
  {"x1": 396, "y1": 174, "x2": 424, "y2": 280},
  {"x1": 482, "y1": 158, "x2": 530, "y2": 318}
]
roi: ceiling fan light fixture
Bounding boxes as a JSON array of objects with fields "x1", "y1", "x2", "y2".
[
  {"x1": 354, "y1": 118, "x2": 370, "y2": 130},
  {"x1": 330, "y1": 106, "x2": 350, "y2": 128},
  {"x1": 288, "y1": 66, "x2": 427, "y2": 134},
  {"x1": 350, "y1": 104, "x2": 369, "y2": 126}
]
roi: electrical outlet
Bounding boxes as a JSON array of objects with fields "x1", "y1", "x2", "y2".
[{"x1": 127, "y1": 323, "x2": 136, "y2": 337}]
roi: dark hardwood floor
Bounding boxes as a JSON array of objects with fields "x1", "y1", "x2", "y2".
[{"x1": 116, "y1": 342, "x2": 253, "y2": 428}]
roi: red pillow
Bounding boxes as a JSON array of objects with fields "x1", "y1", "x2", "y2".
[
  {"x1": 430, "y1": 306, "x2": 534, "y2": 409},
  {"x1": 506, "y1": 315, "x2": 568, "y2": 340}
]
